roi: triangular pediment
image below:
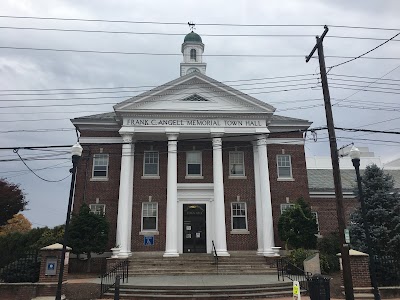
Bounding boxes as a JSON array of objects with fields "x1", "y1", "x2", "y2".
[{"x1": 114, "y1": 73, "x2": 275, "y2": 115}]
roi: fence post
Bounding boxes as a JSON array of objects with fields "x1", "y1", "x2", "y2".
[{"x1": 114, "y1": 275, "x2": 120, "y2": 300}]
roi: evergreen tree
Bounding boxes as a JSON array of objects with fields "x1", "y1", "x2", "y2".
[
  {"x1": 68, "y1": 204, "x2": 109, "y2": 272},
  {"x1": 278, "y1": 197, "x2": 318, "y2": 249},
  {"x1": 349, "y1": 164, "x2": 400, "y2": 259}
]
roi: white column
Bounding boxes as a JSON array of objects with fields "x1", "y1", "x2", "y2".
[
  {"x1": 164, "y1": 133, "x2": 179, "y2": 257},
  {"x1": 212, "y1": 135, "x2": 230, "y2": 256},
  {"x1": 116, "y1": 134, "x2": 134, "y2": 258},
  {"x1": 252, "y1": 141, "x2": 264, "y2": 255},
  {"x1": 257, "y1": 135, "x2": 275, "y2": 256}
]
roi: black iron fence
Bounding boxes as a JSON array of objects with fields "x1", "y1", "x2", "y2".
[
  {"x1": 277, "y1": 257, "x2": 312, "y2": 291},
  {"x1": 100, "y1": 260, "x2": 129, "y2": 297},
  {"x1": 0, "y1": 249, "x2": 40, "y2": 283},
  {"x1": 373, "y1": 255, "x2": 400, "y2": 286}
]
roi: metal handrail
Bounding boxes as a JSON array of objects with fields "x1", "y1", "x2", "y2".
[
  {"x1": 212, "y1": 240, "x2": 219, "y2": 274},
  {"x1": 277, "y1": 257, "x2": 312, "y2": 291},
  {"x1": 100, "y1": 260, "x2": 129, "y2": 297}
]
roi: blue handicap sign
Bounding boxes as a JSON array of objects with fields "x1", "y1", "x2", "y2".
[
  {"x1": 144, "y1": 236, "x2": 154, "y2": 246},
  {"x1": 48, "y1": 263, "x2": 55, "y2": 270}
]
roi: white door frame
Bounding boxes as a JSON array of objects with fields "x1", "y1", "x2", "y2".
[{"x1": 177, "y1": 183, "x2": 214, "y2": 254}]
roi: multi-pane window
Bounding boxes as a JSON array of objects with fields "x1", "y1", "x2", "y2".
[
  {"x1": 92, "y1": 154, "x2": 109, "y2": 178},
  {"x1": 143, "y1": 151, "x2": 159, "y2": 176},
  {"x1": 312, "y1": 212, "x2": 320, "y2": 233},
  {"x1": 277, "y1": 155, "x2": 292, "y2": 178},
  {"x1": 89, "y1": 204, "x2": 105, "y2": 215},
  {"x1": 190, "y1": 49, "x2": 196, "y2": 60},
  {"x1": 142, "y1": 203, "x2": 158, "y2": 231},
  {"x1": 186, "y1": 151, "x2": 202, "y2": 175},
  {"x1": 280, "y1": 203, "x2": 295, "y2": 214},
  {"x1": 229, "y1": 152, "x2": 245, "y2": 176},
  {"x1": 231, "y1": 202, "x2": 248, "y2": 230}
]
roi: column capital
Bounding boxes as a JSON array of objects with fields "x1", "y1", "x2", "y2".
[
  {"x1": 256, "y1": 135, "x2": 268, "y2": 146},
  {"x1": 212, "y1": 137, "x2": 222, "y2": 147},
  {"x1": 166, "y1": 132, "x2": 179, "y2": 141},
  {"x1": 121, "y1": 134, "x2": 134, "y2": 143}
]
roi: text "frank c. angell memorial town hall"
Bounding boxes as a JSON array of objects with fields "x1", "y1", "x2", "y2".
[{"x1": 71, "y1": 31, "x2": 312, "y2": 258}]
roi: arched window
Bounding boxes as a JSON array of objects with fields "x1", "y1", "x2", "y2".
[{"x1": 190, "y1": 49, "x2": 196, "y2": 61}]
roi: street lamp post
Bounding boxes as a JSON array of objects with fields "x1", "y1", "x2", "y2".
[
  {"x1": 55, "y1": 142, "x2": 83, "y2": 300},
  {"x1": 349, "y1": 146, "x2": 381, "y2": 300}
]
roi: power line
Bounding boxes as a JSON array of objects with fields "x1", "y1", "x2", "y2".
[
  {"x1": 0, "y1": 77, "x2": 319, "y2": 96},
  {"x1": 329, "y1": 84, "x2": 400, "y2": 95},
  {"x1": 13, "y1": 149, "x2": 71, "y2": 182},
  {"x1": 329, "y1": 73, "x2": 400, "y2": 82},
  {"x1": 0, "y1": 127, "x2": 325, "y2": 151},
  {"x1": 2, "y1": 16, "x2": 400, "y2": 31},
  {"x1": 1, "y1": 45, "x2": 400, "y2": 60},
  {"x1": 0, "y1": 80, "x2": 319, "y2": 99},
  {"x1": 0, "y1": 86, "x2": 320, "y2": 109},
  {"x1": 1, "y1": 25, "x2": 400, "y2": 42},
  {"x1": 0, "y1": 46, "x2": 310, "y2": 58},
  {"x1": 0, "y1": 73, "x2": 319, "y2": 92},
  {"x1": 327, "y1": 32, "x2": 400, "y2": 70},
  {"x1": 331, "y1": 64, "x2": 400, "y2": 106}
]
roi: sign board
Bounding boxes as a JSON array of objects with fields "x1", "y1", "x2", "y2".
[
  {"x1": 45, "y1": 257, "x2": 58, "y2": 276},
  {"x1": 293, "y1": 281, "x2": 301, "y2": 300},
  {"x1": 64, "y1": 252, "x2": 70, "y2": 266},
  {"x1": 144, "y1": 236, "x2": 154, "y2": 246},
  {"x1": 124, "y1": 118, "x2": 266, "y2": 128},
  {"x1": 344, "y1": 229, "x2": 351, "y2": 244}
]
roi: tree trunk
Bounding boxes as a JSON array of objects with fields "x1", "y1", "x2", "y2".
[{"x1": 86, "y1": 252, "x2": 92, "y2": 273}]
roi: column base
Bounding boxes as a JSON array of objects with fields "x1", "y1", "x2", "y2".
[
  {"x1": 216, "y1": 250, "x2": 230, "y2": 257},
  {"x1": 257, "y1": 249, "x2": 264, "y2": 256},
  {"x1": 163, "y1": 251, "x2": 179, "y2": 257},
  {"x1": 117, "y1": 251, "x2": 132, "y2": 258},
  {"x1": 262, "y1": 249, "x2": 275, "y2": 257}
]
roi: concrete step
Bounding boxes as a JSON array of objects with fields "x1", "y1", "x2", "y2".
[
  {"x1": 125, "y1": 253, "x2": 277, "y2": 276},
  {"x1": 105, "y1": 282, "x2": 295, "y2": 299}
]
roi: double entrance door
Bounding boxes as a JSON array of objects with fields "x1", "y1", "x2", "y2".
[{"x1": 183, "y1": 204, "x2": 206, "y2": 253}]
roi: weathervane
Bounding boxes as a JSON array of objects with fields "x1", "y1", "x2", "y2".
[{"x1": 188, "y1": 21, "x2": 196, "y2": 31}]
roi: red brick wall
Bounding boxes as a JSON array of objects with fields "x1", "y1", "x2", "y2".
[
  {"x1": 309, "y1": 197, "x2": 359, "y2": 236},
  {"x1": 132, "y1": 142, "x2": 167, "y2": 252},
  {"x1": 268, "y1": 144, "x2": 311, "y2": 247},
  {"x1": 73, "y1": 132, "x2": 312, "y2": 252},
  {"x1": 73, "y1": 144, "x2": 122, "y2": 250},
  {"x1": 223, "y1": 142, "x2": 257, "y2": 250}
]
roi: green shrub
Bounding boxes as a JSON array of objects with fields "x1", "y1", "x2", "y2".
[
  {"x1": 288, "y1": 248, "x2": 313, "y2": 270},
  {"x1": 0, "y1": 257, "x2": 40, "y2": 283},
  {"x1": 317, "y1": 233, "x2": 340, "y2": 274}
]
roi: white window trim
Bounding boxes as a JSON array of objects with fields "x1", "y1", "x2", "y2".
[
  {"x1": 280, "y1": 203, "x2": 295, "y2": 214},
  {"x1": 140, "y1": 202, "x2": 159, "y2": 233},
  {"x1": 276, "y1": 154, "x2": 293, "y2": 180},
  {"x1": 91, "y1": 154, "x2": 109, "y2": 180},
  {"x1": 230, "y1": 202, "x2": 249, "y2": 233},
  {"x1": 312, "y1": 211, "x2": 320, "y2": 234},
  {"x1": 185, "y1": 151, "x2": 203, "y2": 179},
  {"x1": 89, "y1": 204, "x2": 106, "y2": 215},
  {"x1": 229, "y1": 151, "x2": 246, "y2": 178},
  {"x1": 142, "y1": 151, "x2": 160, "y2": 177}
]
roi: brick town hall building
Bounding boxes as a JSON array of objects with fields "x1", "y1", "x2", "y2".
[{"x1": 71, "y1": 32, "x2": 313, "y2": 258}]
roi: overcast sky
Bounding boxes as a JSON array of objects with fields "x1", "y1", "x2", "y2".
[{"x1": 0, "y1": 0, "x2": 399, "y2": 228}]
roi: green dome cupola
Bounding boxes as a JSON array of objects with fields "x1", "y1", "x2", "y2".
[
  {"x1": 184, "y1": 31, "x2": 202, "y2": 43},
  {"x1": 180, "y1": 31, "x2": 206, "y2": 76}
]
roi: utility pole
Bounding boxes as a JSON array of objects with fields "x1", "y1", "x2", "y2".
[{"x1": 306, "y1": 25, "x2": 355, "y2": 300}]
